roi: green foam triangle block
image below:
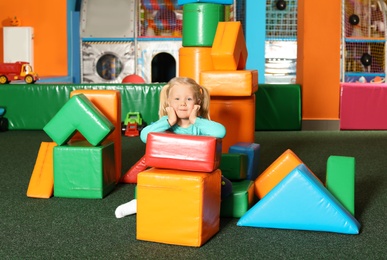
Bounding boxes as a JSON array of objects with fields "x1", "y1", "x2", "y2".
[
  {"x1": 44, "y1": 94, "x2": 114, "y2": 146},
  {"x1": 237, "y1": 164, "x2": 360, "y2": 234}
]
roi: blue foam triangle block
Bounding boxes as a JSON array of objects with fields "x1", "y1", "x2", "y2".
[{"x1": 237, "y1": 164, "x2": 360, "y2": 234}]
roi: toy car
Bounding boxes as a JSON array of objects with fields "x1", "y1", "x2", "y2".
[{"x1": 122, "y1": 112, "x2": 145, "y2": 137}]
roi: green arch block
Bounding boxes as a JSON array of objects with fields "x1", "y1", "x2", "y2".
[{"x1": 44, "y1": 94, "x2": 114, "y2": 146}]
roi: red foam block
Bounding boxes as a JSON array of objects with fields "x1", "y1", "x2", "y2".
[
  {"x1": 120, "y1": 155, "x2": 148, "y2": 184},
  {"x1": 145, "y1": 132, "x2": 222, "y2": 172}
]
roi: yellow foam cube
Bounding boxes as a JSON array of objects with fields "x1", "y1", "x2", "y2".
[
  {"x1": 136, "y1": 168, "x2": 221, "y2": 247},
  {"x1": 200, "y1": 69, "x2": 258, "y2": 96},
  {"x1": 211, "y1": 21, "x2": 248, "y2": 70}
]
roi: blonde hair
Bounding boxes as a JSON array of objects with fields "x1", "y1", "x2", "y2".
[{"x1": 158, "y1": 77, "x2": 211, "y2": 119}]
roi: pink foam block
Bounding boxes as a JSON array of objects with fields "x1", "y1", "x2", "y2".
[
  {"x1": 145, "y1": 132, "x2": 222, "y2": 172},
  {"x1": 340, "y1": 83, "x2": 387, "y2": 130}
]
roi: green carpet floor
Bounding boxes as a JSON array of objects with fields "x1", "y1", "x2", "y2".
[{"x1": 1, "y1": 130, "x2": 386, "y2": 259}]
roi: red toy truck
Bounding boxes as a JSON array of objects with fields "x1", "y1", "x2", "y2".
[{"x1": 0, "y1": 61, "x2": 39, "y2": 84}]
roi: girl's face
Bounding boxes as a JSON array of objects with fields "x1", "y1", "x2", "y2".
[{"x1": 168, "y1": 83, "x2": 198, "y2": 119}]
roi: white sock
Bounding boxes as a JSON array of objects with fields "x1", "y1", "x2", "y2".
[{"x1": 115, "y1": 199, "x2": 137, "y2": 218}]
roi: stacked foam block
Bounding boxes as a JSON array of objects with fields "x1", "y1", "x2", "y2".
[
  {"x1": 178, "y1": 0, "x2": 258, "y2": 152},
  {"x1": 255, "y1": 84, "x2": 302, "y2": 130},
  {"x1": 219, "y1": 142, "x2": 260, "y2": 218},
  {"x1": 136, "y1": 132, "x2": 222, "y2": 247},
  {"x1": 237, "y1": 149, "x2": 361, "y2": 234},
  {"x1": 41, "y1": 91, "x2": 121, "y2": 199}
]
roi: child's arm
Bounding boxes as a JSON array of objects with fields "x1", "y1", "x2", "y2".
[
  {"x1": 140, "y1": 116, "x2": 171, "y2": 143},
  {"x1": 193, "y1": 117, "x2": 226, "y2": 138}
]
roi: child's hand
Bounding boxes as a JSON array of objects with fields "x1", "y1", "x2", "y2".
[
  {"x1": 165, "y1": 107, "x2": 177, "y2": 126},
  {"x1": 189, "y1": 105, "x2": 200, "y2": 124}
]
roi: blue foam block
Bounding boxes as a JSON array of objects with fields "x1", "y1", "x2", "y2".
[
  {"x1": 237, "y1": 164, "x2": 360, "y2": 234},
  {"x1": 229, "y1": 142, "x2": 260, "y2": 181}
]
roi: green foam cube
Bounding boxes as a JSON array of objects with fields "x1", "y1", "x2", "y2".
[
  {"x1": 53, "y1": 140, "x2": 116, "y2": 199},
  {"x1": 220, "y1": 153, "x2": 248, "y2": 181},
  {"x1": 220, "y1": 180, "x2": 256, "y2": 218},
  {"x1": 255, "y1": 84, "x2": 301, "y2": 130}
]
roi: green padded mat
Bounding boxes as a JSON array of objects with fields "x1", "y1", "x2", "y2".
[{"x1": 0, "y1": 84, "x2": 164, "y2": 130}]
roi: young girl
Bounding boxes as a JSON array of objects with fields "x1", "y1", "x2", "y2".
[
  {"x1": 140, "y1": 77, "x2": 226, "y2": 142},
  {"x1": 115, "y1": 77, "x2": 231, "y2": 218}
]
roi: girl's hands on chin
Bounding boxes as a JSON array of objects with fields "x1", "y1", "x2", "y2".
[
  {"x1": 189, "y1": 105, "x2": 200, "y2": 124},
  {"x1": 166, "y1": 107, "x2": 177, "y2": 126}
]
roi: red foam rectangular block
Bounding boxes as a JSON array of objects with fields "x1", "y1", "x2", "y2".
[{"x1": 145, "y1": 132, "x2": 222, "y2": 172}]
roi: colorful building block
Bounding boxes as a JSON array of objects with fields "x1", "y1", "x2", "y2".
[
  {"x1": 326, "y1": 155, "x2": 356, "y2": 216},
  {"x1": 27, "y1": 142, "x2": 57, "y2": 199},
  {"x1": 178, "y1": 0, "x2": 234, "y2": 5},
  {"x1": 43, "y1": 94, "x2": 114, "y2": 146},
  {"x1": 70, "y1": 89, "x2": 122, "y2": 183},
  {"x1": 120, "y1": 155, "x2": 147, "y2": 184},
  {"x1": 229, "y1": 142, "x2": 260, "y2": 181},
  {"x1": 53, "y1": 140, "x2": 116, "y2": 199},
  {"x1": 145, "y1": 132, "x2": 222, "y2": 172},
  {"x1": 211, "y1": 21, "x2": 248, "y2": 70},
  {"x1": 182, "y1": 3, "x2": 224, "y2": 47},
  {"x1": 200, "y1": 70, "x2": 258, "y2": 96},
  {"x1": 220, "y1": 180, "x2": 255, "y2": 218},
  {"x1": 340, "y1": 83, "x2": 387, "y2": 130},
  {"x1": 238, "y1": 164, "x2": 360, "y2": 235},
  {"x1": 210, "y1": 95, "x2": 255, "y2": 153},
  {"x1": 255, "y1": 84, "x2": 301, "y2": 130},
  {"x1": 219, "y1": 153, "x2": 248, "y2": 181},
  {"x1": 254, "y1": 149, "x2": 304, "y2": 199},
  {"x1": 136, "y1": 168, "x2": 221, "y2": 247},
  {"x1": 179, "y1": 47, "x2": 213, "y2": 83}
]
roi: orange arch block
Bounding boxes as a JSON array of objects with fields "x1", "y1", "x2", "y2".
[
  {"x1": 179, "y1": 47, "x2": 214, "y2": 83},
  {"x1": 254, "y1": 149, "x2": 303, "y2": 199},
  {"x1": 211, "y1": 21, "x2": 248, "y2": 71},
  {"x1": 70, "y1": 89, "x2": 122, "y2": 183}
]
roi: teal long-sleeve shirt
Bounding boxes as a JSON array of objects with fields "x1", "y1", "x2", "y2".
[{"x1": 140, "y1": 115, "x2": 226, "y2": 143}]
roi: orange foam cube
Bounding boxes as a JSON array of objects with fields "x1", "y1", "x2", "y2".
[
  {"x1": 211, "y1": 21, "x2": 248, "y2": 70},
  {"x1": 200, "y1": 69, "x2": 258, "y2": 96},
  {"x1": 210, "y1": 95, "x2": 255, "y2": 152},
  {"x1": 254, "y1": 149, "x2": 303, "y2": 199},
  {"x1": 136, "y1": 168, "x2": 221, "y2": 247}
]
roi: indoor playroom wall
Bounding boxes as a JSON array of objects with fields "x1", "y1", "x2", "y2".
[
  {"x1": 0, "y1": 0, "x2": 343, "y2": 130},
  {"x1": 0, "y1": 0, "x2": 68, "y2": 77}
]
